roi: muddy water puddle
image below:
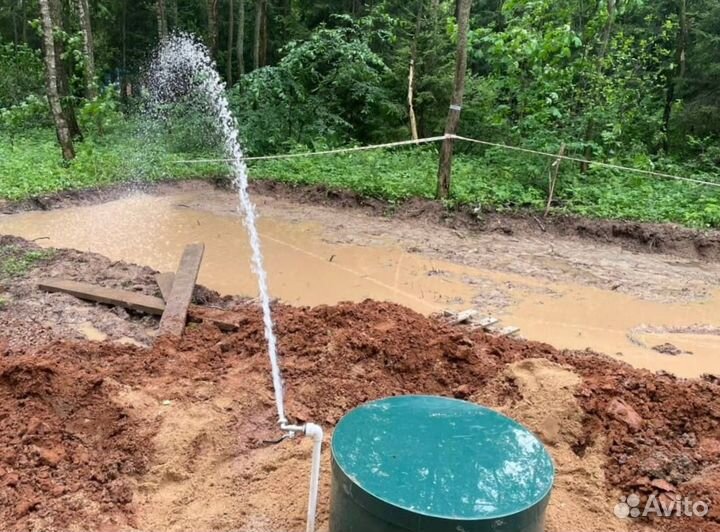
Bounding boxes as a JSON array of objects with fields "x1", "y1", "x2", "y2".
[{"x1": 1, "y1": 191, "x2": 719, "y2": 377}]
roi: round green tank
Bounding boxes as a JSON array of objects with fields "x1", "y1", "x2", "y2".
[{"x1": 329, "y1": 395, "x2": 554, "y2": 532}]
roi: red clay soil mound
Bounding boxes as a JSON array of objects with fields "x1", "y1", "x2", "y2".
[
  {"x1": 0, "y1": 349, "x2": 153, "y2": 532},
  {"x1": 212, "y1": 300, "x2": 720, "y2": 531},
  {"x1": 1, "y1": 299, "x2": 719, "y2": 531}
]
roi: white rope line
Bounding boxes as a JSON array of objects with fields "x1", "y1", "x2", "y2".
[
  {"x1": 450, "y1": 135, "x2": 720, "y2": 189},
  {"x1": 169, "y1": 135, "x2": 447, "y2": 163},
  {"x1": 169, "y1": 133, "x2": 720, "y2": 189}
]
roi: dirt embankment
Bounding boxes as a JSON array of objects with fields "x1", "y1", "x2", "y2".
[
  {"x1": 0, "y1": 302, "x2": 719, "y2": 531},
  {"x1": 0, "y1": 236, "x2": 718, "y2": 531},
  {"x1": 3, "y1": 178, "x2": 720, "y2": 262},
  {"x1": 251, "y1": 180, "x2": 720, "y2": 262}
]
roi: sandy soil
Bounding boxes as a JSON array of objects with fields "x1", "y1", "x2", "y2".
[{"x1": 0, "y1": 237, "x2": 719, "y2": 532}]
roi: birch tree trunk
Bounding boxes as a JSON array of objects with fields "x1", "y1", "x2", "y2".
[
  {"x1": 436, "y1": 0, "x2": 471, "y2": 199},
  {"x1": 408, "y1": 58, "x2": 418, "y2": 140},
  {"x1": 227, "y1": 0, "x2": 234, "y2": 85},
  {"x1": 407, "y1": 1, "x2": 423, "y2": 140},
  {"x1": 39, "y1": 0, "x2": 75, "y2": 160},
  {"x1": 236, "y1": 0, "x2": 245, "y2": 76},
  {"x1": 76, "y1": 0, "x2": 97, "y2": 98},
  {"x1": 45, "y1": 0, "x2": 82, "y2": 139}
]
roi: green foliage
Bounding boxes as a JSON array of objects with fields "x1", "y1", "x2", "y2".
[
  {"x1": 0, "y1": 245, "x2": 55, "y2": 278},
  {"x1": 0, "y1": 94, "x2": 51, "y2": 138},
  {"x1": 0, "y1": 42, "x2": 44, "y2": 108},
  {"x1": 79, "y1": 85, "x2": 123, "y2": 136},
  {"x1": 151, "y1": 98, "x2": 225, "y2": 154},
  {"x1": 229, "y1": 16, "x2": 396, "y2": 154},
  {"x1": 0, "y1": 123, "x2": 225, "y2": 200},
  {"x1": 249, "y1": 146, "x2": 720, "y2": 228}
]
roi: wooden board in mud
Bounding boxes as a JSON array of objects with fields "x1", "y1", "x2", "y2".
[
  {"x1": 38, "y1": 277, "x2": 243, "y2": 333},
  {"x1": 158, "y1": 243, "x2": 205, "y2": 337},
  {"x1": 38, "y1": 278, "x2": 166, "y2": 315}
]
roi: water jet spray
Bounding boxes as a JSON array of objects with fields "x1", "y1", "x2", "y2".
[{"x1": 148, "y1": 33, "x2": 322, "y2": 532}]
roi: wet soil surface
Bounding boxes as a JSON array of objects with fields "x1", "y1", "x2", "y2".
[
  {"x1": 250, "y1": 180, "x2": 720, "y2": 263},
  {"x1": 0, "y1": 237, "x2": 718, "y2": 531},
  {"x1": 3, "y1": 178, "x2": 720, "y2": 263}
]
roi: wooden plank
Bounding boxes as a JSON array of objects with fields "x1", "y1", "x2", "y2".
[
  {"x1": 39, "y1": 276, "x2": 242, "y2": 332},
  {"x1": 188, "y1": 306, "x2": 241, "y2": 332},
  {"x1": 155, "y1": 272, "x2": 241, "y2": 331},
  {"x1": 452, "y1": 309, "x2": 478, "y2": 325},
  {"x1": 158, "y1": 243, "x2": 205, "y2": 337},
  {"x1": 38, "y1": 279, "x2": 166, "y2": 315},
  {"x1": 499, "y1": 326, "x2": 521, "y2": 337},
  {"x1": 476, "y1": 316, "x2": 499, "y2": 329},
  {"x1": 155, "y1": 272, "x2": 175, "y2": 302}
]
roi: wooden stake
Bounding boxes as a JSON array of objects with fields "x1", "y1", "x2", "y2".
[{"x1": 545, "y1": 143, "x2": 566, "y2": 218}]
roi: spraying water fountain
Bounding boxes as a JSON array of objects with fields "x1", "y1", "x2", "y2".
[
  {"x1": 148, "y1": 34, "x2": 323, "y2": 532},
  {"x1": 147, "y1": 33, "x2": 553, "y2": 532}
]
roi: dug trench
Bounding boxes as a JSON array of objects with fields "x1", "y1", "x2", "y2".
[{"x1": 0, "y1": 237, "x2": 719, "y2": 532}]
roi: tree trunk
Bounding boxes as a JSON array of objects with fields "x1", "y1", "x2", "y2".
[
  {"x1": 580, "y1": 0, "x2": 617, "y2": 172},
  {"x1": 407, "y1": 1, "x2": 423, "y2": 140},
  {"x1": 261, "y1": 0, "x2": 267, "y2": 66},
  {"x1": 599, "y1": 0, "x2": 616, "y2": 58},
  {"x1": 662, "y1": 0, "x2": 688, "y2": 153},
  {"x1": 169, "y1": 0, "x2": 178, "y2": 29},
  {"x1": 39, "y1": 0, "x2": 75, "y2": 160},
  {"x1": 408, "y1": 59, "x2": 418, "y2": 140},
  {"x1": 76, "y1": 0, "x2": 97, "y2": 98},
  {"x1": 157, "y1": 0, "x2": 168, "y2": 39},
  {"x1": 436, "y1": 0, "x2": 471, "y2": 199},
  {"x1": 208, "y1": 0, "x2": 219, "y2": 56},
  {"x1": 253, "y1": 0, "x2": 267, "y2": 69},
  {"x1": 121, "y1": 0, "x2": 128, "y2": 100},
  {"x1": 236, "y1": 0, "x2": 245, "y2": 76},
  {"x1": 227, "y1": 0, "x2": 234, "y2": 84},
  {"x1": 12, "y1": 2, "x2": 19, "y2": 45},
  {"x1": 20, "y1": 0, "x2": 28, "y2": 43},
  {"x1": 49, "y1": 0, "x2": 82, "y2": 139}
]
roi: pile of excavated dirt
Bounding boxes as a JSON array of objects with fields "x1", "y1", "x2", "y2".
[
  {"x1": 0, "y1": 237, "x2": 718, "y2": 531},
  {"x1": 1, "y1": 299, "x2": 719, "y2": 532}
]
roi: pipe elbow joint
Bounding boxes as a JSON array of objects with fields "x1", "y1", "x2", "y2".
[{"x1": 304, "y1": 422, "x2": 324, "y2": 442}]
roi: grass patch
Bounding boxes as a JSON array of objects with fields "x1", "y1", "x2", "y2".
[
  {"x1": 0, "y1": 124, "x2": 225, "y2": 201},
  {"x1": 2, "y1": 125, "x2": 719, "y2": 228},
  {"x1": 250, "y1": 147, "x2": 720, "y2": 228},
  {"x1": 0, "y1": 245, "x2": 55, "y2": 278}
]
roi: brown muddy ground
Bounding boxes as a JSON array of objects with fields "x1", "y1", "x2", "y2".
[
  {"x1": 3, "y1": 178, "x2": 720, "y2": 262},
  {"x1": 3, "y1": 181, "x2": 720, "y2": 378},
  {"x1": 0, "y1": 237, "x2": 719, "y2": 532}
]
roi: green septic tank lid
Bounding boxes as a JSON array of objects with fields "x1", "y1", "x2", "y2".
[{"x1": 331, "y1": 395, "x2": 554, "y2": 522}]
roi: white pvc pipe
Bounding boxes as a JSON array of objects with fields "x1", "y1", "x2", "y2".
[
  {"x1": 280, "y1": 422, "x2": 324, "y2": 532},
  {"x1": 303, "y1": 423, "x2": 324, "y2": 532}
]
